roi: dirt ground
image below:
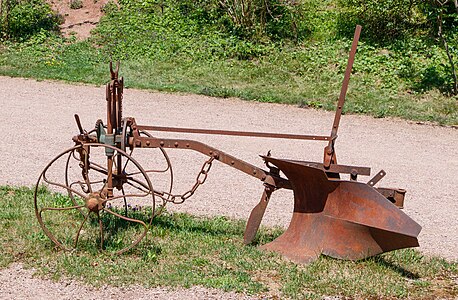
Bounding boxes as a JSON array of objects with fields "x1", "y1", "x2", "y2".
[
  {"x1": 49, "y1": 0, "x2": 109, "y2": 39},
  {"x1": 0, "y1": 76, "x2": 457, "y2": 299}
]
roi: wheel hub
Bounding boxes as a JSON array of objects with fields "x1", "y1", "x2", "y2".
[{"x1": 86, "y1": 193, "x2": 104, "y2": 213}]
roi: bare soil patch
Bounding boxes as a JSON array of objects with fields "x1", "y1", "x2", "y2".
[{"x1": 48, "y1": 0, "x2": 109, "y2": 39}]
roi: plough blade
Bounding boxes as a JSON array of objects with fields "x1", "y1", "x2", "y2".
[
  {"x1": 261, "y1": 157, "x2": 421, "y2": 264},
  {"x1": 244, "y1": 188, "x2": 273, "y2": 244}
]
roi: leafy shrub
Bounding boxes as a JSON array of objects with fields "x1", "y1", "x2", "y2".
[
  {"x1": 337, "y1": 0, "x2": 425, "y2": 42},
  {"x1": 217, "y1": 0, "x2": 313, "y2": 42},
  {"x1": 91, "y1": 0, "x2": 322, "y2": 62},
  {"x1": 1, "y1": 0, "x2": 60, "y2": 41}
]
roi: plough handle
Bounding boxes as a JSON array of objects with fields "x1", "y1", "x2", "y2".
[
  {"x1": 324, "y1": 25, "x2": 361, "y2": 168},
  {"x1": 330, "y1": 25, "x2": 361, "y2": 138}
]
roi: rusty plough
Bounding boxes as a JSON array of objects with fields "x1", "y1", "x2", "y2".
[{"x1": 34, "y1": 26, "x2": 421, "y2": 263}]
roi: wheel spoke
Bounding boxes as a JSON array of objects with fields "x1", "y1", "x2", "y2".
[
  {"x1": 121, "y1": 149, "x2": 134, "y2": 174},
  {"x1": 40, "y1": 204, "x2": 85, "y2": 213},
  {"x1": 69, "y1": 180, "x2": 105, "y2": 195},
  {"x1": 74, "y1": 211, "x2": 90, "y2": 248},
  {"x1": 42, "y1": 172, "x2": 87, "y2": 199},
  {"x1": 104, "y1": 207, "x2": 148, "y2": 226},
  {"x1": 98, "y1": 212, "x2": 104, "y2": 251},
  {"x1": 124, "y1": 178, "x2": 151, "y2": 194},
  {"x1": 103, "y1": 192, "x2": 149, "y2": 202},
  {"x1": 121, "y1": 187, "x2": 128, "y2": 217},
  {"x1": 88, "y1": 162, "x2": 108, "y2": 175},
  {"x1": 103, "y1": 207, "x2": 148, "y2": 254}
]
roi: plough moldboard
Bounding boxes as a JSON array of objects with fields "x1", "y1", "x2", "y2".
[{"x1": 34, "y1": 26, "x2": 421, "y2": 263}]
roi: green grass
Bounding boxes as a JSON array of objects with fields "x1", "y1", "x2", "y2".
[
  {"x1": 0, "y1": 31, "x2": 457, "y2": 126},
  {"x1": 1, "y1": 185, "x2": 457, "y2": 299},
  {"x1": 0, "y1": 0, "x2": 457, "y2": 125}
]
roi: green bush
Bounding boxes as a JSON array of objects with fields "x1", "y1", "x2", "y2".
[
  {"x1": 337, "y1": 0, "x2": 425, "y2": 42},
  {"x1": 1, "y1": 0, "x2": 60, "y2": 41},
  {"x1": 91, "y1": 0, "x2": 323, "y2": 62}
]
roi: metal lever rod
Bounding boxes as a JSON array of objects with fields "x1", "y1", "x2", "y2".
[
  {"x1": 74, "y1": 114, "x2": 84, "y2": 134},
  {"x1": 329, "y1": 25, "x2": 362, "y2": 140},
  {"x1": 323, "y1": 25, "x2": 361, "y2": 168},
  {"x1": 137, "y1": 125, "x2": 333, "y2": 141}
]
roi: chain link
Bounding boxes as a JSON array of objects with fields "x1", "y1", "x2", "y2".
[{"x1": 158, "y1": 156, "x2": 215, "y2": 204}]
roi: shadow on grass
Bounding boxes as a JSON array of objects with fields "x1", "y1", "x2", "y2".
[
  {"x1": 411, "y1": 66, "x2": 450, "y2": 94},
  {"x1": 152, "y1": 213, "x2": 244, "y2": 236},
  {"x1": 364, "y1": 255, "x2": 420, "y2": 279}
]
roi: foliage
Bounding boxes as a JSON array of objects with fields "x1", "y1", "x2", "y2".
[
  {"x1": 0, "y1": 0, "x2": 61, "y2": 41},
  {"x1": 337, "y1": 0, "x2": 458, "y2": 94},
  {"x1": 70, "y1": 0, "x2": 83, "y2": 10},
  {"x1": 91, "y1": 0, "x2": 319, "y2": 61},
  {"x1": 337, "y1": 0, "x2": 425, "y2": 42},
  {"x1": 216, "y1": 0, "x2": 313, "y2": 42},
  {"x1": 420, "y1": 0, "x2": 458, "y2": 94},
  {"x1": 1, "y1": 186, "x2": 457, "y2": 299},
  {"x1": 0, "y1": 0, "x2": 457, "y2": 123}
]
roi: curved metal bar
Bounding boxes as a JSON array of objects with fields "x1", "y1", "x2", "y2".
[
  {"x1": 102, "y1": 192, "x2": 149, "y2": 202},
  {"x1": 124, "y1": 180, "x2": 151, "y2": 195},
  {"x1": 65, "y1": 150, "x2": 89, "y2": 211},
  {"x1": 98, "y1": 212, "x2": 104, "y2": 251},
  {"x1": 42, "y1": 173, "x2": 88, "y2": 200},
  {"x1": 37, "y1": 204, "x2": 87, "y2": 252},
  {"x1": 40, "y1": 204, "x2": 86, "y2": 212},
  {"x1": 74, "y1": 211, "x2": 90, "y2": 248},
  {"x1": 121, "y1": 187, "x2": 128, "y2": 217},
  {"x1": 103, "y1": 207, "x2": 149, "y2": 255},
  {"x1": 69, "y1": 180, "x2": 105, "y2": 189}
]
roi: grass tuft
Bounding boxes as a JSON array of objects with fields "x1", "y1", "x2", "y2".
[{"x1": 0, "y1": 186, "x2": 457, "y2": 299}]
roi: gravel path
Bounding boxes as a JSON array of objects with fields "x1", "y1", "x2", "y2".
[{"x1": 0, "y1": 76, "x2": 457, "y2": 298}]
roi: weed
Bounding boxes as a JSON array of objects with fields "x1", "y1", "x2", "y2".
[{"x1": 70, "y1": 0, "x2": 83, "y2": 10}]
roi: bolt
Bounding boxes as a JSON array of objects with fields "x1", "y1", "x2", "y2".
[
  {"x1": 253, "y1": 170, "x2": 257, "y2": 175},
  {"x1": 186, "y1": 143, "x2": 190, "y2": 148},
  {"x1": 146, "y1": 141, "x2": 151, "y2": 146},
  {"x1": 231, "y1": 160, "x2": 235, "y2": 165},
  {"x1": 160, "y1": 141, "x2": 164, "y2": 146},
  {"x1": 174, "y1": 142, "x2": 179, "y2": 147}
]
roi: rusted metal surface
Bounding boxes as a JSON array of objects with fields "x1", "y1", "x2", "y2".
[
  {"x1": 34, "y1": 25, "x2": 421, "y2": 263},
  {"x1": 138, "y1": 125, "x2": 332, "y2": 141},
  {"x1": 259, "y1": 157, "x2": 420, "y2": 263},
  {"x1": 324, "y1": 25, "x2": 361, "y2": 169}
]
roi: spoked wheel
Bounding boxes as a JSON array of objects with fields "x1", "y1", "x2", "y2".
[{"x1": 34, "y1": 143, "x2": 155, "y2": 254}]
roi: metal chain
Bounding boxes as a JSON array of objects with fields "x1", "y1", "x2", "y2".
[{"x1": 157, "y1": 156, "x2": 215, "y2": 204}]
